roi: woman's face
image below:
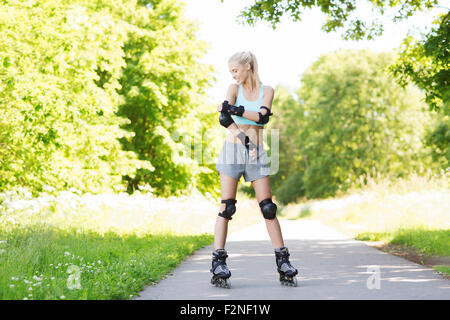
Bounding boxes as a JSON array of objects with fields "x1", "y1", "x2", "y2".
[{"x1": 228, "y1": 61, "x2": 250, "y2": 85}]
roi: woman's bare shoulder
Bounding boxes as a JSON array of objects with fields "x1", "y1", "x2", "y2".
[
  {"x1": 228, "y1": 83, "x2": 239, "y2": 92},
  {"x1": 225, "y1": 83, "x2": 239, "y2": 104},
  {"x1": 263, "y1": 85, "x2": 274, "y2": 99},
  {"x1": 263, "y1": 85, "x2": 274, "y2": 94}
]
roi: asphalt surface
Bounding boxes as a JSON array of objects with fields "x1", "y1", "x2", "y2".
[{"x1": 136, "y1": 219, "x2": 449, "y2": 300}]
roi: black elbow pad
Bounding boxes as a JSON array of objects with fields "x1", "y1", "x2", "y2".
[
  {"x1": 219, "y1": 111, "x2": 234, "y2": 128},
  {"x1": 257, "y1": 106, "x2": 273, "y2": 124}
]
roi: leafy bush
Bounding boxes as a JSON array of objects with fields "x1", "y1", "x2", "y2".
[{"x1": 275, "y1": 171, "x2": 305, "y2": 205}]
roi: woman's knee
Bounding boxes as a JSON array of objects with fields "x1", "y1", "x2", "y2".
[
  {"x1": 259, "y1": 198, "x2": 277, "y2": 220},
  {"x1": 252, "y1": 177, "x2": 277, "y2": 219}
]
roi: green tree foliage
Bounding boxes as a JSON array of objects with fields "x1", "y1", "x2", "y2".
[
  {"x1": 0, "y1": 0, "x2": 145, "y2": 194},
  {"x1": 272, "y1": 50, "x2": 435, "y2": 199},
  {"x1": 267, "y1": 86, "x2": 306, "y2": 193},
  {"x1": 223, "y1": 0, "x2": 438, "y2": 40},
  {"x1": 389, "y1": 13, "x2": 449, "y2": 168},
  {"x1": 424, "y1": 118, "x2": 450, "y2": 168},
  {"x1": 390, "y1": 13, "x2": 449, "y2": 113},
  {"x1": 0, "y1": 0, "x2": 217, "y2": 197},
  {"x1": 274, "y1": 171, "x2": 305, "y2": 204},
  {"x1": 117, "y1": 0, "x2": 216, "y2": 196}
]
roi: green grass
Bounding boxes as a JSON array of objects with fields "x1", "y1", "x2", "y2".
[
  {"x1": 356, "y1": 229, "x2": 450, "y2": 256},
  {"x1": 0, "y1": 190, "x2": 262, "y2": 300},
  {"x1": 0, "y1": 191, "x2": 220, "y2": 300},
  {"x1": 0, "y1": 224, "x2": 212, "y2": 300},
  {"x1": 434, "y1": 265, "x2": 450, "y2": 276}
]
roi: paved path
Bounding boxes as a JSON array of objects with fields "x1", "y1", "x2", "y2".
[{"x1": 136, "y1": 220, "x2": 449, "y2": 300}]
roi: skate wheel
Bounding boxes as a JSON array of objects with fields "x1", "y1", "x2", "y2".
[
  {"x1": 224, "y1": 278, "x2": 231, "y2": 289},
  {"x1": 280, "y1": 276, "x2": 298, "y2": 287},
  {"x1": 291, "y1": 277, "x2": 298, "y2": 287},
  {"x1": 211, "y1": 277, "x2": 231, "y2": 289}
]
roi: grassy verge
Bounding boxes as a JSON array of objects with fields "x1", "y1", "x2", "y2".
[
  {"x1": 0, "y1": 225, "x2": 211, "y2": 300},
  {"x1": 356, "y1": 229, "x2": 449, "y2": 256},
  {"x1": 278, "y1": 171, "x2": 450, "y2": 276},
  {"x1": 0, "y1": 188, "x2": 262, "y2": 300}
]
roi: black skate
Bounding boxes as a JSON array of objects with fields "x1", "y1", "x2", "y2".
[
  {"x1": 275, "y1": 247, "x2": 298, "y2": 287},
  {"x1": 210, "y1": 249, "x2": 231, "y2": 289}
]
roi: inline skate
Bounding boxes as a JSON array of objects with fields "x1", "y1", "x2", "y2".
[
  {"x1": 210, "y1": 249, "x2": 231, "y2": 289},
  {"x1": 275, "y1": 247, "x2": 298, "y2": 287}
]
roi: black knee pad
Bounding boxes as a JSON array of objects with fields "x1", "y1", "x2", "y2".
[
  {"x1": 259, "y1": 198, "x2": 277, "y2": 220},
  {"x1": 218, "y1": 199, "x2": 237, "y2": 220}
]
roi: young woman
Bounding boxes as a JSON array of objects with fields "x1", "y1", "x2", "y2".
[{"x1": 210, "y1": 51, "x2": 298, "y2": 288}]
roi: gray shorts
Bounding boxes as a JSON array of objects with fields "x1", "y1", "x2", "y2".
[{"x1": 215, "y1": 141, "x2": 270, "y2": 182}]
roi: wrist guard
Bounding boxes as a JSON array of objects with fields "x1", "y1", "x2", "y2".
[{"x1": 229, "y1": 104, "x2": 245, "y2": 117}]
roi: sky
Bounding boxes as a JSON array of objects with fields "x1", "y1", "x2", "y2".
[{"x1": 181, "y1": 0, "x2": 448, "y2": 103}]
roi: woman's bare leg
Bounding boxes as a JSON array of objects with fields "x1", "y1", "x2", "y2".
[
  {"x1": 252, "y1": 176, "x2": 285, "y2": 249},
  {"x1": 214, "y1": 173, "x2": 239, "y2": 250}
]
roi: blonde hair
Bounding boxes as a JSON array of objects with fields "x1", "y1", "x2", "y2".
[{"x1": 228, "y1": 51, "x2": 261, "y2": 91}]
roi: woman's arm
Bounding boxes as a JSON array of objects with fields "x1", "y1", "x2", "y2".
[
  {"x1": 217, "y1": 84, "x2": 244, "y2": 134},
  {"x1": 217, "y1": 84, "x2": 238, "y2": 112},
  {"x1": 217, "y1": 85, "x2": 257, "y2": 152}
]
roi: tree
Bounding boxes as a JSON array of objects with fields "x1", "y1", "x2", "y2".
[
  {"x1": 390, "y1": 13, "x2": 449, "y2": 113},
  {"x1": 222, "y1": 0, "x2": 439, "y2": 40},
  {"x1": 266, "y1": 86, "x2": 306, "y2": 200},
  {"x1": 275, "y1": 50, "x2": 434, "y2": 199},
  {"x1": 389, "y1": 13, "x2": 449, "y2": 169},
  {"x1": 0, "y1": 0, "x2": 217, "y2": 197},
  {"x1": 0, "y1": 0, "x2": 149, "y2": 195},
  {"x1": 117, "y1": 0, "x2": 217, "y2": 196}
]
